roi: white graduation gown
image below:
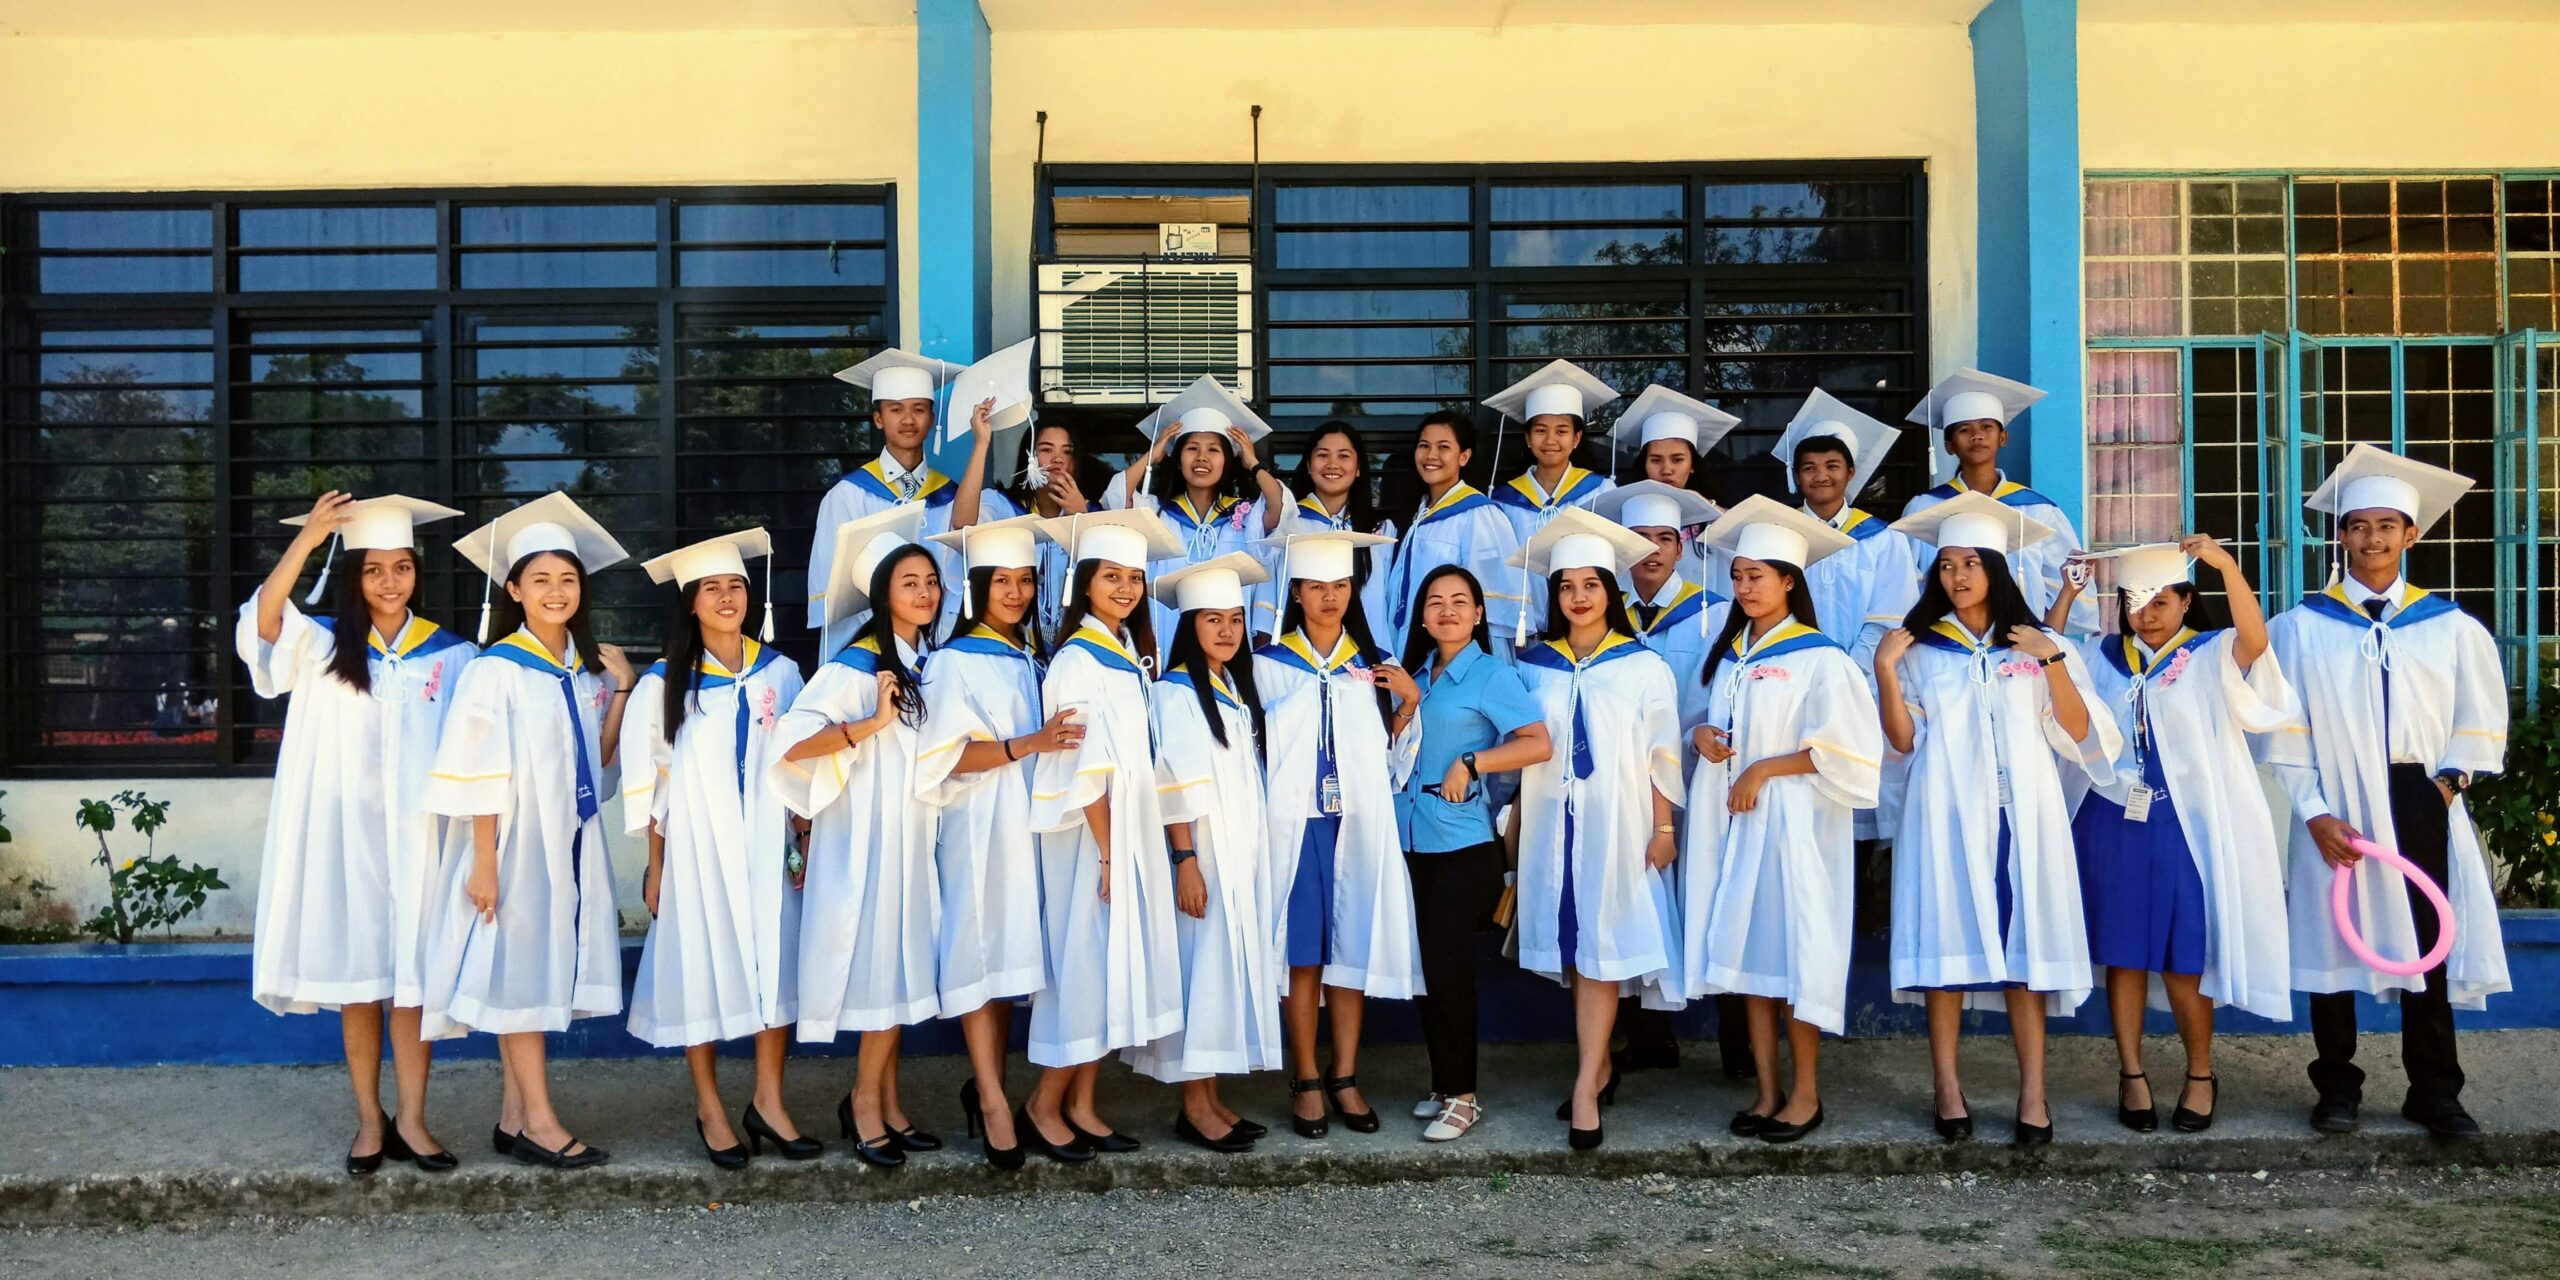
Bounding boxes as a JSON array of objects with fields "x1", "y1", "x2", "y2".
[
  {"x1": 1623, "y1": 579, "x2": 1727, "y2": 733},
  {"x1": 617, "y1": 642, "x2": 805, "y2": 1047},
  {"x1": 2074, "y1": 627, "x2": 2295, "y2": 1020},
  {"x1": 1807, "y1": 509, "x2": 1923, "y2": 842},
  {"x1": 771, "y1": 635, "x2": 942, "y2": 1039},
  {"x1": 1374, "y1": 485, "x2": 1527, "y2": 656},
  {"x1": 1514, "y1": 635, "x2": 1686, "y2": 1005},
  {"x1": 417, "y1": 632, "x2": 625, "y2": 1039},
  {"x1": 1494, "y1": 468, "x2": 1615, "y2": 640},
  {"x1": 1254, "y1": 630, "x2": 1427, "y2": 999},
  {"x1": 913, "y1": 627, "x2": 1050, "y2": 1017},
  {"x1": 806, "y1": 459, "x2": 964, "y2": 632},
  {"x1": 2266, "y1": 587, "x2": 2511, "y2": 1007},
  {"x1": 1103, "y1": 473, "x2": 1282, "y2": 656},
  {"x1": 1887, "y1": 620, "x2": 2122, "y2": 1015},
  {"x1": 236, "y1": 594, "x2": 476, "y2": 1013},
  {"x1": 1125, "y1": 669, "x2": 1287, "y2": 1083},
  {"x1": 1680, "y1": 624, "x2": 1884, "y2": 1033},
  {"x1": 1026, "y1": 625, "x2": 1186, "y2": 1067},
  {"x1": 1903, "y1": 478, "x2": 2098, "y2": 634}
]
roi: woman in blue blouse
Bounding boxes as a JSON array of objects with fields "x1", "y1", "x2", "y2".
[{"x1": 1381, "y1": 565, "x2": 1552, "y2": 1142}]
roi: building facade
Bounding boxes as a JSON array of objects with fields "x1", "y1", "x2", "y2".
[{"x1": 2, "y1": 0, "x2": 2555, "y2": 929}]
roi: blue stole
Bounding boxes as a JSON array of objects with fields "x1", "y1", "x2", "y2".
[
  {"x1": 483, "y1": 632, "x2": 599, "y2": 825},
  {"x1": 1493, "y1": 467, "x2": 1607, "y2": 513},
  {"x1": 2297, "y1": 583, "x2": 2460, "y2": 631},
  {"x1": 1518, "y1": 631, "x2": 1647, "y2": 779},
  {"x1": 846, "y1": 458, "x2": 957, "y2": 508},
  {"x1": 1833, "y1": 508, "x2": 1886, "y2": 542},
  {"x1": 1918, "y1": 477, "x2": 2059, "y2": 513},
  {"x1": 1391, "y1": 484, "x2": 1498, "y2": 631},
  {"x1": 645, "y1": 639, "x2": 777, "y2": 795},
  {"x1": 1625, "y1": 581, "x2": 1718, "y2": 638},
  {"x1": 1728, "y1": 618, "x2": 1837, "y2": 664}
]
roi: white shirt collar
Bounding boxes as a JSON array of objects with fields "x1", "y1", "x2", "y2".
[
  {"x1": 877, "y1": 451, "x2": 923, "y2": 486},
  {"x1": 2352, "y1": 576, "x2": 2409, "y2": 610},
  {"x1": 1802, "y1": 502, "x2": 1853, "y2": 529}
]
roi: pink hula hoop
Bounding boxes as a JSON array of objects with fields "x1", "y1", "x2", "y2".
[{"x1": 2329, "y1": 835, "x2": 2457, "y2": 977}]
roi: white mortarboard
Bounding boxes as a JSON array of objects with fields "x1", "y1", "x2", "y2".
[
  {"x1": 1152, "y1": 550, "x2": 1271, "y2": 614},
  {"x1": 834, "y1": 348, "x2": 965, "y2": 406},
  {"x1": 817, "y1": 503, "x2": 927, "y2": 654},
  {"x1": 1699, "y1": 494, "x2": 1858, "y2": 571},
  {"x1": 1507, "y1": 505, "x2": 1656, "y2": 578},
  {"x1": 2306, "y1": 443, "x2": 2473, "y2": 535},
  {"x1": 1263, "y1": 523, "x2": 1397, "y2": 585},
  {"x1": 642, "y1": 528, "x2": 779, "y2": 641},
  {"x1": 1906, "y1": 369, "x2": 2045, "y2": 482},
  {"x1": 929, "y1": 512, "x2": 1051, "y2": 619},
  {"x1": 941, "y1": 337, "x2": 1039, "y2": 444},
  {"x1": 453, "y1": 492, "x2": 632, "y2": 643},
  {"x1": 281, "y1": 494, "x2": 465, "y2": 604},
  {"x1": 1040, "y1": 508, "x2": 1183, "y2": 572},
  {"x1": 1886, "y1": 489, "x2": 2058, "y2": 557},
  {"x1": 1483, "y1": 358, "x2": 1620, "y2": 424},
  {"x1": 1590, "y1": 479, "x2": 1717, "y2": 533},
  {"x1": 2080, "y1": 543, "x2": 2192, "y2": 613},
  {"x1": 1775, "y1": 390, "x2": 1903, "y2": 500},
  {"x1": 1609, "y1": 384, "x2": 1740, "y2": 456},
  {"x1": 1140, "y1": 375, "x2": 1273, "y2": 445}
]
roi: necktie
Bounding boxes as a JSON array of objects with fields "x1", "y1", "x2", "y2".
[
  {"x1": 1635, "y1": 603, "x2": 1662, "y2": 633},
  {"x1": 2364, "y1": 597, "x2": 2392, "y2": 739}
]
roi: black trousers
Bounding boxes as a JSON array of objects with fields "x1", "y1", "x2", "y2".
[
  {"x1": 1405, "y1": 842, "x2": 1504, "y2": 1097},
  {"x1": 2306, "y1": 763, "x2": 2465, "y2": 1113},
  {"x1": 1619, "y1": 995, "x2": 1752, "y2": 1075}
]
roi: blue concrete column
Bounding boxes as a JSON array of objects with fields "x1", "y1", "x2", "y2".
[
  {"x1": 1971, "y1": 0, "x2": 2083, "y2": 525},
  {"x1": 916, "y1": 0, "x2": 993, "y2": 473}
]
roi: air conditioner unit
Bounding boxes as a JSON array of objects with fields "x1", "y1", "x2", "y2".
[{"x1": 1037, "y1": 260, "x2": 1254, "y2": 406}]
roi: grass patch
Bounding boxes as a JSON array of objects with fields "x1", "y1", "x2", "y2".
[
  {"x1": 1675, "y1": 1253, "x2": 1889, "y2": 1280},
  {"x1": 1927, "y1": 1268, "x2": 2002, "y2": 1280},
  {"x1": 1919, "y1": 1222, "x2": 1991, "y2": 1245},
  {"x1": 2041, "y1": 1225, "x2": 2273, "y2": 1278},
  {"x1": 1841, "y1": 1217, "x2": 1904, "y2": 1237}
]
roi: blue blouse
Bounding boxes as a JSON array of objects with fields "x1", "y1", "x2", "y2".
[{"x1": 1396, "y1": 643, "x2": 1544, "y2": 854}]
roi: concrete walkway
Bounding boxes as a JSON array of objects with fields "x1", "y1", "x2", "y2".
[{"x1": 8, "y1": 1030, "x2": 2560, "y2": 1227}]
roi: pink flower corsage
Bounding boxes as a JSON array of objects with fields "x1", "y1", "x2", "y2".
[
  {"x1": 1229, "y1": 501, "x2": 1252, "y2": 531},
  {"x1": 595, "y1": 684, "x2": 613, "y2": 712},
  {"x1": 422, "y1": 660, "x2": 444, "y2": 701},
  {"x1": 1747, "y1": 665, "x2": 1791, "y2": 681},
  {"x1": 1999, "y1": 659, "x2": 2045, "y2": 678},
  {"x1": 2159, "y1": 649, "x2": 2195, "y2": 687},
  {"x1": 760, "y1": 685, "x2": 780, "y2": 728},
  {"x1": 1346, "y1": 667, "x2": 1379, "y2": 687}
]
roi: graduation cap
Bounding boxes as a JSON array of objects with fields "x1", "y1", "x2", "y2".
[
  {"x1": 1774, "y1": 389, "x2": 1902, "y2": 500},
  {"x1": 1886, "y1": 489, "x2": 2059, "y2": 558},
  {"x1": 453, "y1": 492, "x2": 633, "y2": 643},
  {"x1": 817, "y1": 503, "x2": 927, "y2": 655},
  {"x1": 1040, "y1": 507, "x2": 1184, "y2": 572},
  {"x1": 1608, "y1": 384, "x2": 1740, "y2": 459},
  {"x1": 1481, "y1": 359, "x2": 1622, "y2": 486},
  {"x1": 1152, "y1": 550, "x2": 1271, "y2": 614},
  {"x1": 1260, "y1": 520, "x2": 1397, "y2": 586},
  {"x1": 834, "y1": 348, "x2": 966, "y2": 406},
  {"x1": 2307, "y1": 443, "x2": 2472, "y2": 535},
  {"x1": 941, "y1": 337, "x2": 1039, "y2": 446},
  {"x1": 1905, "y1": 369, "x2": 2045, "y2": 482},
  {"x1": 2079, "y1": 543, "x2": 2192, "y2": 613},
  {"x1": 280, "y1": 494, "x2": 464, "y2": 605},
  {"x1": 1699, "y1": 494, "x2": 1858, "y2": 571},
  {"x1": 1590, "y1": 479, "x2": 1717, "y2": 533},
  {"x1": 642, "y1": 528, "x2": 778, "y2": 642},
  {"x1": 928, "y1": 512, "x2": 1052, "y2": 620},
  {"x1": 1140, "y1": 375, "x2": 1273, "y2": 445},
  {"x1": 1508, "y1": 505, "x2": 1657, "y2": 578}
]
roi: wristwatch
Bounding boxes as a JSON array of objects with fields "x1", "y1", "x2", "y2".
[
  {"x1": 1461, "y1": 751, "x2": 1481, "y2": 784},
  {"x1": 1169, "y1": 847, "x2": 1197, "y2": 866},
  {"x1": 2038, "y1": 652, "x2": 2064, "y2": 668}
]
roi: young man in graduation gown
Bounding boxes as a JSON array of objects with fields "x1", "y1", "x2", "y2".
[
  {"x1": 806, "y1": 349, "x2": 1000, "y2": 629},
  {"x1": 1606, "y1": 385, "x2": 1738, "y2": 588},
  {"x1": 2266, "y1": 445, "x2": 2510, "y2": 1143},
  {"x1": 1900, "y1": 370, "x2": 2095, "y2": 634}
]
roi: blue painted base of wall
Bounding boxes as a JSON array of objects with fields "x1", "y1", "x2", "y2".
[{"x1": 9, "y1": 912, "x2": 2558, "y2": 1068}]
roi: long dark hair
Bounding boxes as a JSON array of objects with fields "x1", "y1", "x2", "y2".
[
  {"x1": 1278, "y1": 578, "x2": 1391, "y2": 726},
  {"x1": 658, "y1": 576, "x2": 762, "y2": 745},
  {"x1": 853, "y1": 544, "x2": 937, "y2": 728},
  {"x1": 1146, "y1": 430, "x2": 1248, "y2": 512},
  {"x1": 1051, "y1": 559, "x2": 1158, "y2": 666},
  {"x1": 324, "y1": 547, "x2": 419, "y2": 693},
  {"x1": 1701, "y1": 560, "x2": 1819, "y2": 685},
  {"x1": 2124, "y1": 582, "x2": 2225, "y2": 636},
  {"x1": 965, "y1": 565, "x2": 1049, "y2": 660},
  {"x1": 487, "y1": 550, "x2": 597, "y2": 667},
  {"x1": 1410, "y1": 409, "x2": 1478, "y2": 499},
  {"x1": 1399, "y1": 564, "x2": 1494, "y2": 673},
  {"x1": 1163, "y1": 608, "x2": 1269, "y2": 763},
  {"x1": 1904, "y1": 546, "x2": 2041, "y2": 644},
  {"x1": 1287, "y1": 421, "x2": 1380, "y2": 532},
  {"x1": 1003, "y1": 422, "x2": 1081, "y2": 516},
  {"x1": 1539, "y1": 566, "x2": 1638, "y2": 647}
]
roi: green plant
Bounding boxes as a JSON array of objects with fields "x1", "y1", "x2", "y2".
[
  {"x1": 0, "y1": 870, "x2": 74, "y2": 944},
  {"x1": 2468, "y1": 688, "x2": 2560, "y2": 907},
  {"x1": 75, "y1": 790, "x2": 226, "y2": 943}
]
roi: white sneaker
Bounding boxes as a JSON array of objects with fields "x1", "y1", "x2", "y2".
[
  {"x1": 1422, "y1": 1096, "x2": 1483, "y2": 1142},
  {"x1": 1413, "y1": 1093, "x2": 1446, "y2": 1120}
]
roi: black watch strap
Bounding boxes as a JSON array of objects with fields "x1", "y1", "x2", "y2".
[{"x1": 1462, "y1": 751, "x2": 1481, "y2": 782}]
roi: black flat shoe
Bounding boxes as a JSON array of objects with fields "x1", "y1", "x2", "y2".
[
  {"x1": 1020, "y1": 1109, "x2": 1095, "y2": 1164},
  {"x1": 1934, "y1": 1094, "x2": 1973, "y2": 1142},
  {"x1": 2172, "y1": 1074, "x2": 2217, "y2": 1133},
  {"x1": 491, "y1": 1125, "x2": 517, "y2": 1156},
  {"x1": 849, "y1": 1132, "x2": 906, "y2": 1169},
  {"x1": 697, "y1": 1119, "x2": 749, "y2": 1169},
  {"x1": 1555, "y1": 1071, "x2": 1619, "y2": 1122},
  {"x1": 1730, "y1": 1094, "x2": 1785, "y2": 1137},
  {"x1": 1067, "y1": 1119, "x2": 1140, "y2": 1153},
  {"x1": 347, "y1": 1134, "x2": 385, "y2": 1177},
  {"x1": 743, "y1": 1104, "x2": 823, "y2": 1160},
  {"x1": 511, "y1": 1133, "x2": 609, "y2": 1169},
  {"x1": 1759, "y1": 1104, "x2": 1826, "y2": 1145},
  {"x1": 1175, "y1": 1112, "x2": 1255, "y2": 1154},
  {"x1": 2402, "y1": 1099, "x2": 2483, "y2": 1143},
  {"x1": 1568, "y1": 1123, "x2": 1604, "y2": 1151},
  {"x1": 384, "y1": 1128, "x2": 456, "y2": 1173},
  {"x1": 1226, "y1": 1115, "x2": 1269, "y2": 1141},
  {"x1": 1324, "y1": 1075, "x2": 1380, "y2": 1134},
  {"x1": 2310, "y1": 1098, "x2": 2361, "y2": 1134},
  {"x1": 2119, "y1": 1071, "x2": 2159, "y2": 1133},
  {"x1": 890, "y1": 1124, "x2": 943, "y2": 1153},
  {"x1": 1288, "y1": 1078, "x2": 1330, "y2": 1139}
]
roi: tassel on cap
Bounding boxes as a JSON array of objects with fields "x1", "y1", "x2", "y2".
[
  {"x1": 476, "y1": 576, "x2": 493, "y2": 645},
  {"x1": 760, "y1": 551, "x2": 776, "y2": 643},
  {"x1": 959, "y1": 525, "x2": 975, "y2": 620},
  {"x1": 303, "y1": 533, "x2": 341, "y2": 605}
]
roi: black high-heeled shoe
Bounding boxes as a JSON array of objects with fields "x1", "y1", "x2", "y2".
[
  {"x1": 838, "y1": 1096, "x2": 909, "y2": 1168},
  {"x1": 490, "y1": 1125, "x2": 517, "y2": 1156},
  {"x1": 1175, "y1": 1112, "x2": 1255, "y2": 1153},
  {"x1": 1933, "y1": 1093, "x2": 1973, "y2": 1142},
  {"x1": 743, "y1": 1104, "x2": 823, "y2": 1160},
  {"x1": 390, "y1": 1126, "x2": 457, "y2": 1173},
  {"x1": 1730, "y1": 1095, "x2": 1786, "y2": 1138},
  {"x1": 2118, "y1": 1071, "x2": 2159, "y2": 1133},
  {"x1": 1019, "y1": 1109, "x2": 1095, "y2": 1164},
  {"x1": 1758, "y1": 1103, "x2": 1825, "y2": 1145},
  {"x1": 1288, "y1": 1079, "x2": 1330, "y2": 1139},
  {"x1": 1568, "y1": 1122, "x2": 1604, "y2": 1151},
  {"x1": 347, "y1": 1132, "x2": 386, "y2": 1177},
  {"x1": 511, "y1": 1132, "x2": 609, "y2": 1169},
  {"x1": 2172, "y1": 1074, "x2": 2217, "y2": 1133},
  {"x1": 697, "y1": 1119, "x2": 749, "y2": 1169},
  {"x1": 1324, "y1": 1075, "x2": 1380, "y2": 1134},
  {"x1": 1067, "y1": 1118, "x2": 1140, "y2": 1153},
  {"x1": 1227, "y1": 1114, "x2": 1269, "y2": 1141},
  {"x1": 1555, "y1": 1071, "x2": 1619, "y2": 1122},
  {"x1": 2012, "y1": 1099, "x2": 2053, "y2": 1149},
  {"x1": 960, "y1": 1078, "x2": 984, "y2": 1137}
]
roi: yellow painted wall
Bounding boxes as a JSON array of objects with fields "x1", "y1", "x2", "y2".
[
  {"x1": 988, "y1": 21, "x2": 1984, "y2": 376},
  {"x1": 2081, "y1": 21, "x2": 2560, "y2": 171},
  {"x1": 0, "y1": 28, "x2": 924, "y2": 325}
]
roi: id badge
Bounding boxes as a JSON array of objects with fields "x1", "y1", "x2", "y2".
[
  {"x1": 1319, "y1": 772, "x2": 1343, "y2": 815},
  {"x1": 1994, "y1": 766, "x2": 2012, "y2": 810},
  {"x1": 2124, "y1": 783, "x2": 2156, "y2": 824}
]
